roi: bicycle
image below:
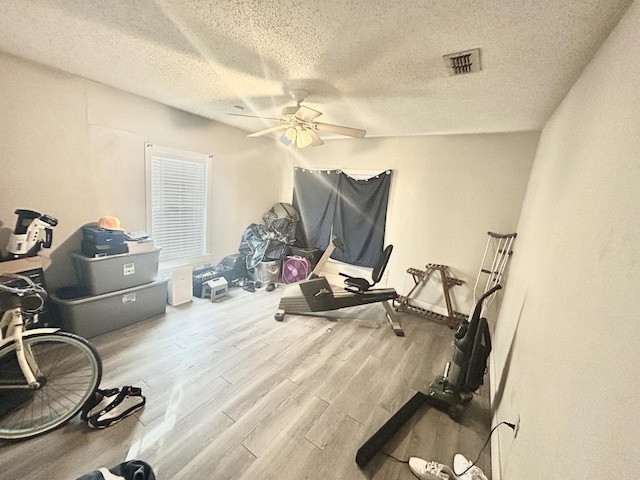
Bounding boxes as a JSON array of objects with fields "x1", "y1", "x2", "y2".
[{"x1": 0, "y1": 273, "x2": 102, "y2": 440}]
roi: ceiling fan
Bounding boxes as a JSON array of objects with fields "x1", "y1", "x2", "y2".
[{"x1": 228, "y1": 90, "x2": 366, "y2": 148}]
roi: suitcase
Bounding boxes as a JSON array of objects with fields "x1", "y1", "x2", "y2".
[
  {"x1": 214, "y1": 254, "x2": 248, "y2": 286},
  {"x1": 218, "y1": 254, "x2": 246, "y2": 271},
  {"x1": 82, "y1": 225, "x2": 126, "y2": 245},
  {"x1": 289, "y1": 247, "x2": 323, "y2": 267},
  {"x1": 81, "y1": 240, "x2": 129, "y2": 258}
]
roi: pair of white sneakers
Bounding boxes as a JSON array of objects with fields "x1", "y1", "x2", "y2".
[{"x1": 408, "y1": 454, "x2": 488, "y2": 480}]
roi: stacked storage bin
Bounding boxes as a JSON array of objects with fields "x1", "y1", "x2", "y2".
[{"x1": 50, "y1": 227, "x2": 168, "y2": 338}]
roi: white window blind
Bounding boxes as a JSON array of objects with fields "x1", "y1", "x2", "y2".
[{"x1": 146, "y1": 144, "x2": 209, "y2": 262}]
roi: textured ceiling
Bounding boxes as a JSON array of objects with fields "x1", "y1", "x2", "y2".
[{"x1": 0, "y1": 0, "x2": 633, "y2": 139}]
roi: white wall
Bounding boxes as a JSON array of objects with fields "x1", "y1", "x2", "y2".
[
  {"x1": 0, "y1": 52, "x2": 286, "y2": 290},
  {"x1": 287, "y1": 133, "x2": 538, "y2": 314},
  {"x1": 491, "y1": 2, "x2": 640, "y2": 478}
]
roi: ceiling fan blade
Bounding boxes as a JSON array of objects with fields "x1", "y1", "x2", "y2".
[
  {"x1": 281, "y1": 106, "x2": 298, "y2": 116},
  {"x1": 314, "y1": 122, "x2": 366, "y2": 138},
  {"x1": 307, "y1": 128, "x2": 324, "y2": 146},
  {"x1": 247, "y1": 124, "x2": 289, "y2": 137},
  {"x1": 226, "y1": 112, "x2": 282, "y2": 121},
  {"x1": 295, "y1": 105, "x2": 322, "y2": 123}
]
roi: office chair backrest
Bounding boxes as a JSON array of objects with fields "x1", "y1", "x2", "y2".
[{"x1": 372, "y1": 245, "x2": 393, "y2": 284}]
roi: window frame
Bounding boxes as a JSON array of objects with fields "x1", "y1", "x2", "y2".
[{"x1": 145, "y1": 143, "x2": 212, "y2": 268}]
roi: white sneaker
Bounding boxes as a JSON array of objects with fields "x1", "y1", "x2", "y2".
[
  {"x1": 453, "y1": 453, "x2": 488, "y2": 480},
  {"x1": 409, "y1": 457, "x2": 460, "y2": 480},
  {"x1": 86, "y1": 386, "x2": 146, "y2": 429}
]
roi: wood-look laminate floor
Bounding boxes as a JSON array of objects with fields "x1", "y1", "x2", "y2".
[{"x1": 0, "y1": 285, "x2": 492, "y2": 480}]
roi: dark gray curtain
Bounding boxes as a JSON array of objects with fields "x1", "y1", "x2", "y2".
[
  {"x1": 292, "y1": 168, "x2": 392, "y2": 268},
  {"x1": 292, "y1": 169, "x2": 339, "y2": 249}
]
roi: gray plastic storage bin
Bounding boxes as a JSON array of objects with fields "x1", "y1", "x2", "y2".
[
  {"x1": 72, "y1": 249, "x2": 160, "y2": 295},
  {"x1": 51, "y1": 277, "x2": 168, "y2": 338}
]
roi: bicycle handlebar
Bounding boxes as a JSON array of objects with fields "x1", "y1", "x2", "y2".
[
  {"x1": 0, "y1": 274, "x2": 47, "y2": 313},
  {"x1": 0, "y1": 273, "x2": 39, "y2": 294}
]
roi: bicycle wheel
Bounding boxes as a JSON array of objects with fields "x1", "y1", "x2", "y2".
[{"x1": 0, "y1": 331, "x2": 102, "y2": 440}]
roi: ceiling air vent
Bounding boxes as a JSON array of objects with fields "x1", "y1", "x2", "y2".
[{"x1": 444, "y1": 48, "x2": 481, "y2": 76}]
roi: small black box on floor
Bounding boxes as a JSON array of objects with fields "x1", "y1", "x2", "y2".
[
  {"x1": 82, "y1": 225, "x2": 126, "y2": 245},
  {"x1": 81, "y1": 240, "x2": 129, "y2": 258}
]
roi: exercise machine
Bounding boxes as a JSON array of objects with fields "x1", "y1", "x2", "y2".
[
  {"x1": 275, "y1": 236, "x2": 404, "y2": 336},
  {"x1": 355, "y1": 285, "x2": 500, "y2": 468}
]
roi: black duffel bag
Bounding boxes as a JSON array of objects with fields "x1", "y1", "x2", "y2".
[{"x1": 215, "y1": 254, "x2": 248, "y2": 286}]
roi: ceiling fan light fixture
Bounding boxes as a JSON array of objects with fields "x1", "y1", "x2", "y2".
[
  {"x1": 284, "y1": 127, "x2": 297, "y2": 142},
  {"x1": 239, "y1": 89, "x2": 365, "y2": 147},
  {"x1": 296, "y1": 129, "x2": 314, "y2": 148}
]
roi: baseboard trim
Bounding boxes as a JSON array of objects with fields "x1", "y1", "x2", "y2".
[{"x1": 489, "y1": 355, "x2": 502, "y2": 480}]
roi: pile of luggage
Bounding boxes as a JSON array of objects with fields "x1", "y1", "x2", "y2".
[
  {"x1": 239, "y1": 202, "x2": 299, "y2": 269},
  {"x1": 193, "y1": 202, "x2": 323, "y2": 296}
]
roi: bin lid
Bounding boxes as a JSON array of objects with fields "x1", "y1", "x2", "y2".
[{"x1": 55, "y1": 286, "x2": 91, "y2": 300}]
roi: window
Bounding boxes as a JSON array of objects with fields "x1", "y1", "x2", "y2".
[{"x1": 145, "y1": 144, "x2": 210, "y2": 262}]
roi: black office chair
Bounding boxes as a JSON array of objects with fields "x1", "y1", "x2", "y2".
[{"x1": 339, "y1": 245, "x2": 393, "y2": 293}]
